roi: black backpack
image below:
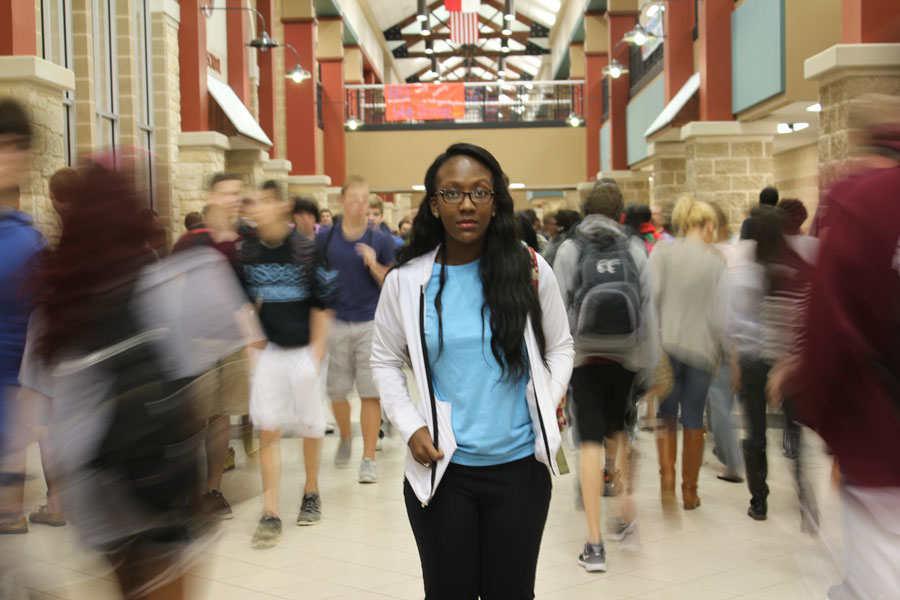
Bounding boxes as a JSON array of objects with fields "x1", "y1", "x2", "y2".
[{"x1": 567, "y1": 232, "x2": 643, "y2": 353}]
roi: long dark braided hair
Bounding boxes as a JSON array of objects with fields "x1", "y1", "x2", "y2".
[{"x1": 396, "y1": 143, "x2": 546, "y2": 380}]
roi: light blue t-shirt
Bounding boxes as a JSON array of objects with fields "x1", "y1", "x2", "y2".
[{"x1": 424, "y1": 259, "x2": 535, "y2": 466}]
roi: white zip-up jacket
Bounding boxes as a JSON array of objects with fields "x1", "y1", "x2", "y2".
[{"x1": 371, "y1": 246, "x2": 574, "y2": 505}]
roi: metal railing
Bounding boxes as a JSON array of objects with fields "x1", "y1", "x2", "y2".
[{"x1": 344, "y1": 80, "x2": 584, "y2": 129}]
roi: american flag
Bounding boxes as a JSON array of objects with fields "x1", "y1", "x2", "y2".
[
  {"x1": 445, "y1": 0, "x2": 480, "y2": 11},
  {"x1": 449, "y1": 12, "x2": 479, "y2": 45}
]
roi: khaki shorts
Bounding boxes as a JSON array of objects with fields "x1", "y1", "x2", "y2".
[
  {"x1": 197, "y1": 349, "x2": 251, "y2": 418},
  {"x1": 326, "y1": 319, "x2": 379, "y2": 400}
]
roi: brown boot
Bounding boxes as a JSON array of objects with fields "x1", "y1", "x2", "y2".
[
  {"x1": 682, "y1": 428, "x2": 706, "y2": 510},
  {"x1": 656, "y1": 418, "x2": 677, "y2": 498}
]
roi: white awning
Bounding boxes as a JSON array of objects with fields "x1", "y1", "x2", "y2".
[
  {"x1": 644, "y1": 72, "x2": 701, "y2": 138},
  {"x1": 206, "y1": 74, "x2": 273, "y2": 147}
]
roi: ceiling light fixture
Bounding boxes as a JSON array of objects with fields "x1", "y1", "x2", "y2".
[
  {"x1": 424, "y1": 39, "x2": 434, "y2": 55},
  {"x1": 501, "y1": 38, "x2": 510, "y2": 53},
  {"x1": 502, "y1": 25, "x2": 512, "y2": 36},
  {"x1": 345, "y1": 116, "x2": 361, "y2": 131},
  {"x1": 201, "y1": 4, "x2": 279, "y2": 51},
  {"x1": 777, "y1": 122, "x2": 810, "y2": 134},
  {"x1": 807, "y1": 102, "x2": 822, "y2": 112},
  {"x1": 284, "y1": 44, "x2": 311, "y2": 83},
  {"x1": 504, "y1": 0, "x2": 515, "y2": 21},
  {"x1": 602, "y1": 59, "x2": 629, "y2": 79},
  {"x1": 421, "y1": 9, "x2": 431, "y2": 36},
  {"x1": 509, "y1": 182, "x2": 526, "y2": 189},
  {"x1": 412, "y1": 184, "x2": 426, "y2": 191},
  {"x1": 566, "y1": 112, "x2": 582, "y2": 127},
  {"x1": 623, "y1": 24, "x2": 654, "y2": 47},
  {"x1": 416, "y1": 0, "x2": 428, "y2": 22}
]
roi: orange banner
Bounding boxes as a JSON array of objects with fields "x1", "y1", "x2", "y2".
[{"x1": 384, "y1": 83, "x2": 466, "y2": 121}]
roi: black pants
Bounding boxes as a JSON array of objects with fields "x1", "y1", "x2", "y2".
[
  {"x1": 739, "y1": 355, "x2": 770, "y2": 504},
  {"x1": 570, "y1": 362, "x2": 636, "y2": 443},
  {"x1": 404, "y1": 455, "x2": 551, "y2": 600}
]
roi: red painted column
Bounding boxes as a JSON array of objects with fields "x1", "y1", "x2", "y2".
[
  {"x1": 842, "y1": 0, "x2": 900, "y2": 43},
  {"x1": 257, "y1": 0, "x2": 277, "y2": 157},
  {"x1": 179, "y1": 0, "x2": 208, "y2": 131},
  {"x1": 282, "y1": 18, "x2": 317, "y2": 175},
  {"x1": 698, "y1": 0, "x2": 733, "y2": 121},
  {"x1": 320, "y1": 59, "x2": 345, "y2": 187},
  {"x1": 606, "y1": 12, "x2": 635, "y2": 171},
  {"x1": 664, "y1": 0, "x2": 693, "y2": 102},
  {"x1": 226, "y1": 0, "x2": 250, "y2": 106},
  {"x1": 585, "y1": 51, "x2": 609, "y2": 179},
  {"x1": 0, "y1": 0, "x2": 36, "y2": 55}
]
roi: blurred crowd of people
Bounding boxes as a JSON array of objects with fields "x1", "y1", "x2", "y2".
[{"x1": 1, "y1": 93, "x2": 899, "y2": 600}]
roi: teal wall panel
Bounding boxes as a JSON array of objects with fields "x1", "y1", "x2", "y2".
[
  {"x1": 731, "y1": 0, "x2": 785, "y2": 114},
  {"x1": 600, "y1": 122, "x2": 611, "y2": 173},
  {"x1": 625, "y1": 75, "x2": 665, "y2": 166}
]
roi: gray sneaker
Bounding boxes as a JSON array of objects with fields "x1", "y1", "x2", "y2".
[
  {"x1": 251, "y1": 515, "x2": 282, "y2": 549},
  {"x1": 358, "y1": 458, "x2": 378, "y2": 483},
  {"x1": 606, "y1": 516, "x2": 636, "y2": 542},
  {"x1": 335, "y1": 438, "x2": 352, "y2": 468},
  {"x1": 296, "y1": 493, "x2": 322, "y2": 526},
  {"x1": 577, "y1": 542, "x2": 607, "y2": 572}
]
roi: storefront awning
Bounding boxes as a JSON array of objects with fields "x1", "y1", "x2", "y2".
[
  {"x1": 644, "y1": 72, "x2": 701, "y2": 139},
  {"x1": 207, "y1": 74, "x2": 273, "y2": 147}
]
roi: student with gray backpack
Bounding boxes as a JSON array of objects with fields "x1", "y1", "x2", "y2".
[{"x1": 554, "y1": 183, "x2": 660, "y2": 573}]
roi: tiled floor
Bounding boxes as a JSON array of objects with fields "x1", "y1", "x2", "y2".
[{"x1": 2, "y1": 404, "x2": 845, "y2": 599}]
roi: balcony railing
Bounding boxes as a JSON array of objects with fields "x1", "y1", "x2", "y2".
[{"x1": 344, "y1": 80, "x2": 584, "y2": 130}]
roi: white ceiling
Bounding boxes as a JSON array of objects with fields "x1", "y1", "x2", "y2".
[{"x1": 365, "y1": 0, "x2": 561, "y2": 81}]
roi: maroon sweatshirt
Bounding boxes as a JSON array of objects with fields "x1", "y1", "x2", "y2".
[{"x1": 796, "y1": 165, "x2": 900, "y2": 488}]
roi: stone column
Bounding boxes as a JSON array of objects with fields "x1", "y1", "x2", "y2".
[
  {"x1": 150, "y1": 0, "x2": 182, "y2": 235},
  {"x1": 72, "y1": 0, "x2": 97, "y2": 155},
  {"x1": 0, "y1": 56, "x2": 75, "y2": 236},
  {"x1": 681, "y1": 122, "x2": 776, "y2": 230},
  {"x1": 287, "y1": 174, "x2": 332, "y2": 208},
  {"x1": 647, "y1": 141, "x2": 687, "y2": 207},
  {"x1": 176, "y1": 132, "x2": 230, "y2": 233},
  {"x1": 805, "y1": 43, "x2": 900, "y2": 189},
  {"x1": 226, "y1": 142, "x2": 267, "y2": 191},
  {"x1": 262, "y1": 158, "x2": 293, "y2": 188},
  {"x1": 579, "y1": 170, "x2": 651, "y2": 208}
]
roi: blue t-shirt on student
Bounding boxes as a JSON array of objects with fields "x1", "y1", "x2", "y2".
[
  {"x1": 316, "y1": 222, "x2": 396, "y2": 322},
  {"x1": 424, "y1": 259, "x2": 535, "y2": 466}
]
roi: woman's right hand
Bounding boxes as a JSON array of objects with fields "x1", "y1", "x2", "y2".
[{"x1": 408, "y1": 426, "x2": 444, "y2": 468}]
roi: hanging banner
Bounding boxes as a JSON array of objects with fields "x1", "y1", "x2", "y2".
[{"x1": 384, "y1": 83, "x2": 466, "y2": 121}]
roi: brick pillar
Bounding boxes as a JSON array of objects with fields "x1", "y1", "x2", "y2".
[
  {"x1": 318, "y1": 17, "x2": 345, "y2": 187},
  {"x1": 606, "y1": 11, "x2": 636, "y2": 170},
  {"x1": 71, "y1": 0, "x2": 97, "y2": 155},
  {"x1": 115, "y1": 0, "x2": 140, "y2": 150},
  {"x1": 179, "y1": 0, "x2": 208, "y2": 131},
  {"x1": 0, "y1": 0, "x2": 36, "y2": 55},
  {"x1": 150, "y1": 1, "x2": 182, "y2": 235},
  {"x1": 842, "y1": 0, "x2": 900, "y2": 44},
  {"x1": 177, "y1": 132, "x2": 230, "y2": 230},
  {"x1": 682, "y1": 122, "x2": 776, "y2": 229},
  {"x1": 226, "y1": 0, "x2": 250, "y2": 105},
  {"x1": 664, "y1": 0, "x2": 693, "y2": 103},
  {"x1": 698, "y1": 0, "x2": 733, "y2": 121},
  {"x1": 584, "y1": 12, "x2": 609, "y2": 180},
  {"x1": 282, "y1": 1, "x2": 317, "y2": 175},
  {"x1": 806, "y1": 44, "x2": 900, "y2": 189}
]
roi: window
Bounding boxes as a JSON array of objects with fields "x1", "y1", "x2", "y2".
[
  {"x1": 135, "y1": 0, "x2": 156, "y2": 207},
  {"x1": 93, "y1": 0, "x2": 118, "y2": 153},
  {"x1": 41, "y1": 0, "x2": 76, "y2": 166}
]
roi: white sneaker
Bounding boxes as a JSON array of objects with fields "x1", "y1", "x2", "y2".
[
  {"x1": 358, "y1": 458, "x2": 378, "y2": 483},
  {"x1": 335, "y1": 438, "x2": 352, "y2": 468}
]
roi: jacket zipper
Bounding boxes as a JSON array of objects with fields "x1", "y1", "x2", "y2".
[{"x1": 418, "y1": 285, "x2": 439, "y2": 506}]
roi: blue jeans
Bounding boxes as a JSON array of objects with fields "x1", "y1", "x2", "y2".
[
  {"x1": 657, "y1": 355, "x2": 712, "y2": 429},
  {"x1": 708, "y1": 360, "x2": 744, "y2": 476}
]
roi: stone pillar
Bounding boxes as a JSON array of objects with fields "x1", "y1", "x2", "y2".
[
  {"x1": 72, "y1": 0, "x2": 97, "y2": 155},
  {"x1": 647, "y1": 141, "x2": 687, "y2": 207},
  {"x1": 115, "y1": 0, "x2": 140, "y2": 150},
  {"x1": 805, "y1": 43, "x2": 900, "y2": 189},
  {"x1": 150, "y1": 0, "x2": 182, "y2": 235},
  {"x1": 282, "y1": 0, "x2": 317, "y2": 175},
  {"x1": 179, "y1": 0, "x2": 208, "y2": 131},
  {"x1": 262, "y1": 158, "x2": 293, "y2": 188},
  {"x1": 681, "y1": 122, "x2": 776, "y2": 230},
  {"x1": 287, "y1": 174, "x2": 332, "y2": 208},
  {"x1": 317, "y1": 17, "x2": 345, "y2": 187},
  {"x1": 0, "y1": 56, "x2": 75, "y2": 235},
  {"x1": 698, "y1": 0, "x2": 733, "y2": 121},
  {"x1": 176, "y1": 132, "x2": 230, "y2": 233},
  {"x1": 226, "y1": 143, "x2": 267, "y2": 191},
  {"x1": 605, "y1": 10, "x2": 637, "y2": 170},
  {"x1": 584, "y1": 12, "x2": 608, "y2": 180},
  {"x1": 579, "y1": 170, "x2": 652, "y2": 208}
]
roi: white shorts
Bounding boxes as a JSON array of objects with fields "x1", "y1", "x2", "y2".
[{"x1": 249, "y1": 344, "x2": 327, "y2": 437}]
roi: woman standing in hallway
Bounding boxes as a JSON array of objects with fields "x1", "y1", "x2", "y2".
[
  {"x1": 649, "y1": 196, "x2": 727, "y2": 510},
  {"x1": 371, "y1": 143, "x2": 574, "y2": 599}
]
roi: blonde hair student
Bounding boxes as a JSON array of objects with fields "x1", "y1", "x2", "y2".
[{"x1": 672, "y1": 195, "x2": 718, "y2": 241}]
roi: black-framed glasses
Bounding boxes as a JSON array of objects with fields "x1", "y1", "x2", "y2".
[{"x1": 437, "y1": 189, "x2": 494, "y2": 205}]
